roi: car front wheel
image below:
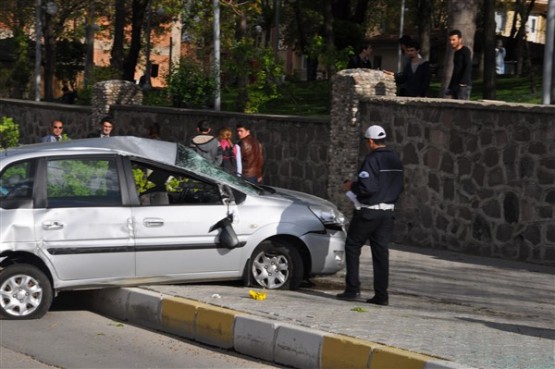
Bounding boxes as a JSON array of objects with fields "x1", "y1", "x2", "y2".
[
  {"x1": 250, "y1": 240, "x2": 303, "y2": 290},
  {"x1": 0, "y1": 264, "x2": 53, "y2": 320}
]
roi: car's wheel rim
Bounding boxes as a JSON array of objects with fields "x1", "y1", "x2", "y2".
[
  {"x1": 252, "y1": 251, "x2": 290, "y2": 289},
  {"x1": 0, "y1": 274, "x2": 43, "y2": 317}
]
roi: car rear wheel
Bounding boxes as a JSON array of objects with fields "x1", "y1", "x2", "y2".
[
  {"x1": 250, "y1": 240, "x2": 303, "y2": 290},
  {"x1": 0, "y1": 264, "x2": 53, "y2": 320}
]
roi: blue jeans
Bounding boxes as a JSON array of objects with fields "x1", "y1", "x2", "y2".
[{"x1": 448, "y1": 85, "x2": 472, "y2": 100}]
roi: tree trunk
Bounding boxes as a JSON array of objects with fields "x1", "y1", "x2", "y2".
[
  {"x1": 122, "y1": 0, "x2": 148, "y2": 82},
  {"x1": 323, "y1": 0, "x2": 335, "y2": 78},
  {"x1": 514, "y1": 0, "x2": 535, "y2": 76},
  {"x1": 43, "y1": 13, "x2": 56, "y2": 101},
  {"x1": 483, "y1": 0, "x2": 496, "y2": 99},
  {"x1": 440, "y1": 0, "x2": 479, "y2": 97},
  {"x1": 417, "y1": 0, "x2": 432, "y2": 60},
  {"x1": 235, "y1": 12, "x2": 248, "y2": 112},
  {"x1": 552, "y1": 40, "x2": 555, "y2": 104},
  {"x1": 110, "y1": 0, "x2": 126, "y2": 72}
]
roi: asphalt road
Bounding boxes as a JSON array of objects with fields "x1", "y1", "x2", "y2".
[{"x1": 0, "y1": 295, "x2": 282, "y2": 369}]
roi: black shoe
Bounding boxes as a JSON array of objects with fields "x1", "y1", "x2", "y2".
[
  {"x1": 336, "y1": 291, "x2": 361, "y2": 300},
  {"x1": 366, "y1": 296, "x2": 389, "y2": 306}
]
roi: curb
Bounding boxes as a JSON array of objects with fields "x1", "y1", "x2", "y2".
[{"x1": 84, "y1": 287, "x2": 475, "y2": 369}]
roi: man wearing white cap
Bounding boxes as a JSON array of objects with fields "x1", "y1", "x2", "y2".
[{"x1": 337, "y1": 125, "x2": 404, "y2": 306}]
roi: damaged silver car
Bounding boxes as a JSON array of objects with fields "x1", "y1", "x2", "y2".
[{"x1": 0, "y1": 137, "x2": 346, "y2": 319}]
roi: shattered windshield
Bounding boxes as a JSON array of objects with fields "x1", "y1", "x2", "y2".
[{"x1": 175, "y1": 144, "x2": 261, "y2": 196}]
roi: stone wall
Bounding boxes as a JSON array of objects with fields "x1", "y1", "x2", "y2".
[
  {"x1": 329, "y1": 70, "x2": 555, "y2": 265},
  {"x1": 90, "y1": 80, "x2": 143, "y2": 127}
]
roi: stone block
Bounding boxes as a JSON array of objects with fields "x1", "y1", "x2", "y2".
[
  {"x1": 160, "y1": 296, "x2": 204, "y2": 339},
  {"x1": 523, "y1": 224, "x2": 541, "y2": 245},
  {"x1": 320, "y1": 334, "x2": 374, "y2": 369},
  {"x1": 88, "y1": 288, "x2": 130, "y2": 321},
  {"x1": 529, "y1": 141, "x2": 547, "y2": 155},
  {"x1": 538, "y1": 168, "x2": 554, "y2": 185},
  {"x1": 519, "y1": 156, "x2": 535, "y2": 178},
  {"x1": 274, "y1": 324, "x2": 324, "y2": 369},
  {"x1": 487, "y1": 167, "x2": 505, "y2": 187},
  {"x1": 503, "y1": 193, "x2": 520, "y2": 223},
  {"x1": 234, "y1": 315, "x2": 277, "y2": 362},
  {"x1": 547, "y1": 224, "x2": 555, "y2": 243},
  {"x1": 195, "y1": 304, "x2": 241, "y2": 349},
  {"x1": 369, "y1": 345, "x2": 435, "y2": 369},
  {"x1": 472, "y1": 215, "x2": 492, "y2": 241},
  {"x1": 440, "y1": 153, "x2": 454, "y2": 172},
  {"x1": 126, "y1": 288, "x2": 163, "y2": 330},
  {"x1": 483, "y1": 199, "x2": 501, "y2": 218},
  {"x1": 483, "y1": 147, "x2": 499, "y2": 167},
  {"x1": 495, "y1": 224, "x2": 513, "y2": 242}
]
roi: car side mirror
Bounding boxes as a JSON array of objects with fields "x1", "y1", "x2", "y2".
[{"x1": 209, "y1": 216, "x2": 246, "y2": 249}]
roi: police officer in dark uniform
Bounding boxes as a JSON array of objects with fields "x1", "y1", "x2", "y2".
[{"x1": 337, "y1": 125, "x2": 404, "y2": 306}]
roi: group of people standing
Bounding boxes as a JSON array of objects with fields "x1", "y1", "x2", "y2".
[
  {"x1": 40, "y1": 117, "x2": 264, "y2": 184},
  {"x1": 347, "y1": 30, "x2": 475, "y2": 101},
  {"x1": 188, "y1": 120, "x2": 264, "y2": 184}
]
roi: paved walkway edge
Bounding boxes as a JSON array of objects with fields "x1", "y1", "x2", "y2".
[{"x1": 84, "y1": 287, "x2": 475, "y2": 369}]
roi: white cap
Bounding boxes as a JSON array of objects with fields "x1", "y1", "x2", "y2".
[{"x1": 364, "y1": 125, "x2": 386, "y2": 139}]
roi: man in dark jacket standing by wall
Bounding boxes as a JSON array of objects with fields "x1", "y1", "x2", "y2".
[
  {"x1": 394, "y1": 40, "x2": 431, "y2": 97},
  {"x1": 447, "y1": 29, "x2": 472, "y2": 100},
  {"x1": 190, "y1": 120, "x2": 223, "y2": 166},
  {"x1": 337, "y1": 125, "x2": 404, "y2": 306},
  {"x1": 236, "y1": 123, "x2": 263, "y2": 184}
]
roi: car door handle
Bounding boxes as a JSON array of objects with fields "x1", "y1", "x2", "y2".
[
  {"x1": 42, "y1": 221, "x2": 64, "y2": 230},
  {"x1": 143, "y1": 218, "x2": 164, "y2": 227}
]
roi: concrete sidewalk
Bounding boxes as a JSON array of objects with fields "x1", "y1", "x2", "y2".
[{"x1": 85, "y1": 245, "x2": 555, "y2": 369}]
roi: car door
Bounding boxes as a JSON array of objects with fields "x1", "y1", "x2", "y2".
[
  {"x1": 34, "y1": 156, "x2": 135, "y2": 282},
  {"x1": 127, "y1": 159, "x2": 243, "y2": 279}
]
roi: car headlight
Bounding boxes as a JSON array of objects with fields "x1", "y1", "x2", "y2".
[{"x1": 309, "y1": 205, "x2": 346, "y2": 229}]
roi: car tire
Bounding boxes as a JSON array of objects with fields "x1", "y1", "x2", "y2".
[
  {"x1": 250, "y1": 240, "x2": 303, "y2": 290},
  {"x1": 0, "y1": 264, "x2": 53, "y2": 320}
]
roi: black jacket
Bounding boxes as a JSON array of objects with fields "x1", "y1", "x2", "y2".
[
  {"x1": 395, "y1": 58, "x2": 431, "y2": 97},
  {"x1": 351, "y1": 147, "x2": 404, "y2": 206}
]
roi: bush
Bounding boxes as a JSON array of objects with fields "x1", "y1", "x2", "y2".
[
  {"x1": 0, "y1": 116, "x2": 20, "y2": 149},
  {"x1": 167, "y1": 57, "x2": 215, "y2": 108}
]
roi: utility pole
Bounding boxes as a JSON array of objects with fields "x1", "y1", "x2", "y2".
[
  {"x1": 35, "y1": 0, "x2": 42, "y2": 101},
  {"x1": 213, "y1": 0, "x2": 221, "y2": 111},
  {"x1": 542, "y1": 0, "x2": 555, "y2": 104}
]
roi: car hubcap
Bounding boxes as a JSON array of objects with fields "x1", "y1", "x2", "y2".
[
  {"x1": 252, "y1": 252, "x2": 289, "y2": 289},
  {"x1": 0, "y1": 274, "x2": 43, "y2": 317}
]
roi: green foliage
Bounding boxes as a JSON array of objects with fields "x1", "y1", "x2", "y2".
[
  {"x1": 1, "y1": 162, "x2": 28, "y2": 186},
  {"x1": 224, "y1": 41, "x2": 284, "y2": 113},
  {"x1": 0, "y1": 33, "x2": 32, "y2": 98},
  {"x1": 167, "y1": 57, "x2": 216, "y2": 109},
  {"x1": 142, "y1": 88, "x2": 172, "y2": 107},
  {"x1": 0, "y1": 116, "x2": 20, "y2": 149},
  {"x1": 47, "y1": 160, "x2": 111, "y2": 197},
  {"x1": 55, "y1": 38, "x2": 85, "y2": 85},
  {"x1": 254, "y1": 80, "x2": 330, "y2": 116},
  {"x1": 245, "y1": 49, "x2": 284, "y2": 113},
  {"x1": 133, "y1": 168, "x2": 155, "y2": 194}
]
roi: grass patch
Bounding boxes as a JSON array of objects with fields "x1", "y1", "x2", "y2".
[
  {"x1": 144, "y1": 75, "x2": 543, "y2": 116},
  {"x1": 429, "y1": 75, "x2": 542, "y2": 104}
]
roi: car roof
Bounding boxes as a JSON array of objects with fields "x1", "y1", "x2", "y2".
[{"x1": 1, "y1": 137, "x2": 178, "y2": 166}]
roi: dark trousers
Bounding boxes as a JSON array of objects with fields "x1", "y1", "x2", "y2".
[{"x1": 344, "y1": 208, "x2": 394, "y2": 300}]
